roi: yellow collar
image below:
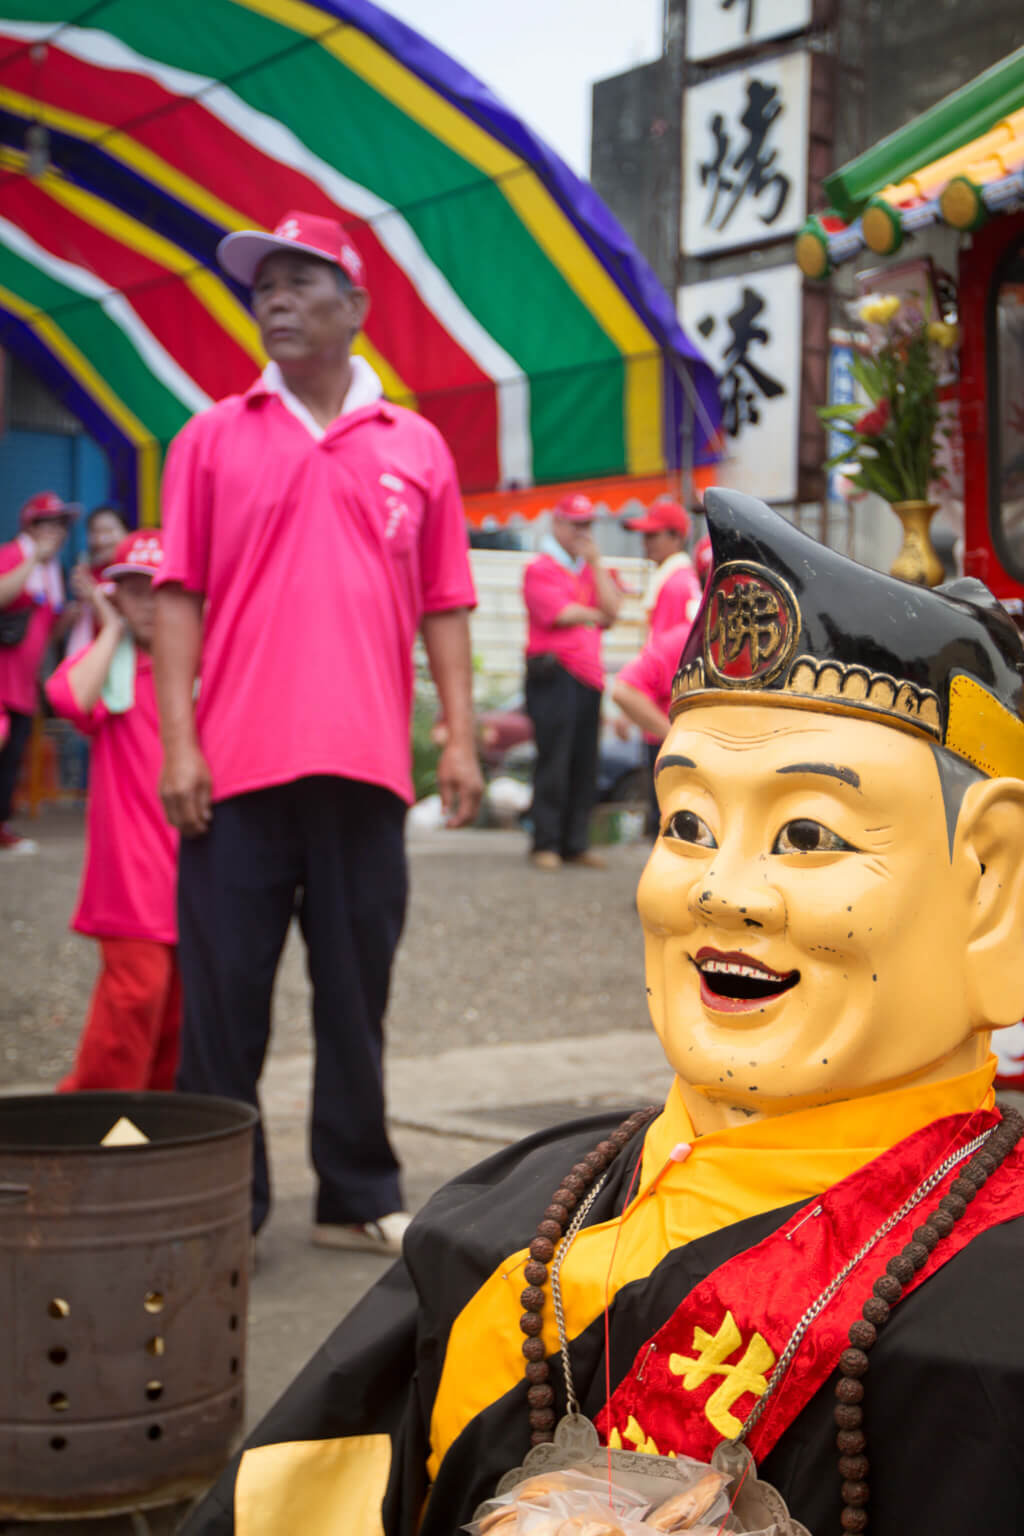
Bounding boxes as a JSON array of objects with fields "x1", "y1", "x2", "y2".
[
  {"x1": 635, "y1": 1057, "x2": 997, "y2": 1228},
  {"x1": 426, "y1": 1056, "x2": 996, "y2": 1482}
]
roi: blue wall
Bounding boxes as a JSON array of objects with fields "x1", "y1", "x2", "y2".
[{"x1": 0, "y1": 430, "x2": 113, "y2": 559}]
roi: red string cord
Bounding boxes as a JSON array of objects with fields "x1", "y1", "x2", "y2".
[
  {"x1": 587, "y1": 1100, "x2": 994, "y2": 1523},
  {"x1": 598, "y1": 1141, "x2": 692, "y2": 1506},
  {"x1": 602, "y1": 1145, "x2": 647, "y2": 1505},
  {"x1": 714, "y1": 1452, "x2": 752, "y2": 1534}
]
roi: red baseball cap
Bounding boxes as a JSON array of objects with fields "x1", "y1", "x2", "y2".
[
  {"x1": 623, "y1": 501, "x2": 691, "y2": 537},
  {"x1": 217, "y1": 211, "x2": 367, "y2": 289},
  {"x1": 553, "y1": 493, "x2": 596, "y2": 523},
  {"x1": 102, "y1": 529, "x2": 164, "y2": 581},
  {"x1": 20, "y1": 490, "x2": 81, "y2": 528}
]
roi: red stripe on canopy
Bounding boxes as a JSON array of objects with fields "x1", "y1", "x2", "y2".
[
  {"x1": 2, "y1": 174, "x2": 256, "y2": 402},
  {"x1": 0, "y1": 36, "x2": 502, "y2": 490}
]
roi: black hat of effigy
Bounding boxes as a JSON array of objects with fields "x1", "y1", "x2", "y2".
[{"x1": 672, "y1": 488, "x2": 1024, "y2": 779}]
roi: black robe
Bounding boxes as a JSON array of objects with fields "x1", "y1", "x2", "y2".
[{"x1": 182, "y1": 1110, "x2": 1024, "y2": 1536}]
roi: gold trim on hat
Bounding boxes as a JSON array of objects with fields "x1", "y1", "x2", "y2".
[{"x1": 670, "y1": 653, "x2": 941, "y2": 739}]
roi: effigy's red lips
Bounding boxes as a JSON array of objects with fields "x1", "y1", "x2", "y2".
[{"x1": 692, "y1": 948, "x2": 799, "y2": 1012}]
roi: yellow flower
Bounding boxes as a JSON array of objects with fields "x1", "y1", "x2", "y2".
[
  {"x1": 927, "y1": 320, "x2": 959, "y2": 349},
  {"x1": 861, "y1": 294, "x2": 901, "y2": 324}
]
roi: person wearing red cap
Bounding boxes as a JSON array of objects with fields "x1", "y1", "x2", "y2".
[
  {"x1": 46, "y1": 530, "x2": 181, "y2": 1091},
  {"x1": 154, "y1": 210, "x2": 482, "y2": 1252},
  {"x1": 522, "y1": 492, "x2": 622, "y2": 870},
  {"x1": 65, "y1": 504, "x2": 130, "y2": 658},
  {"x1": 622, "y1": 500, "x2": 702, "y2": 637},
  {"x1": 0, "y1": 491, "x2": 79, "y2": 852},
  {"x1": 621, "y1": 501, "x2": 703, "y2": 835}
]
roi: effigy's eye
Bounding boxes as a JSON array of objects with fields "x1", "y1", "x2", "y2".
[
  {"x1": 663, "y1": 810, "x2": 717, "y2": 848},
  {"x1": 773, "y1": 819, "x2": 855, "y2": 854}
]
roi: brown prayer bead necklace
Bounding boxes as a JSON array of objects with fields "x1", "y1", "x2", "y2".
[
  {"x1": 518, "y1": 1107, "x2": 658, "y2": 1442},
  {"x1": 827, "y1": 1104, "x2": 1024, "y2": 1534},
  {"x1": 517, "y1": 1102, "x2": 1024, "y2": 1534}
]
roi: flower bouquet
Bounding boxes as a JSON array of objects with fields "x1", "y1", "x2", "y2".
[{"x1": 818, "y1": 292, "x2": 958, "y2": 586}]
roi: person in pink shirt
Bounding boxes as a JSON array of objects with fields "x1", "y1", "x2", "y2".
[
  {"x1": 611, "y1": 622, "x2": 690, "y2": 746},
  {"x1": 0, "y1": 491, "x2": 78, "y2": 853},
  {"x1": 522, "y1": 492, "x2": 622, "y2": 870},
  {"x1": 153, "y1": 211, "x2": 482, "y2": 1254},
  {"x1": 46, "y1": 530, "x2": 181, "y2": 1091},
  {"x1": 623, "y1": 500, "x2": 702, "y2": 636},
  {"x1": 66, "y1": 504, "x2": 130, "y2": 658}
]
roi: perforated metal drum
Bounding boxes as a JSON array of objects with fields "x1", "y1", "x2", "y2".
[{"x1": 0, "y1": 1092, "x2": 256, "y2": 1518}]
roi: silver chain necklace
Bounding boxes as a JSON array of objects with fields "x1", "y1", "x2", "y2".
[{"x1": 549, "y1": 1126, "x2": 992, "y2": 1440}]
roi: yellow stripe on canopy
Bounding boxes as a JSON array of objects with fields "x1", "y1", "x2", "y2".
[
  {"x1": 229, "y1": 0, "x2": 664, "y2": 472},
  {"x1": 0, "y1": 280, "x2": 160, "y2": 525}
]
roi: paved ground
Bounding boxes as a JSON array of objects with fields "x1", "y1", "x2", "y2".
[
  {"x1": 0, "y1": 809, "x2": 665, "y2": 1534},
  {"x1": 1, "y1": 810, "x2": 652, "y2": 1087}
]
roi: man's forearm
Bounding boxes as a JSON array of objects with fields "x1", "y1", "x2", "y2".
[
  {"x1": 153, "y1": 585, "x2": 204, "y2": 749},
  {"x1": 67, "y1": 621, "x2": 123, "y2": 713},
  {"x1": 590, "y1": 561, "x2": 622, "y2": 621},
  {"x1": 0, "y1": 554, "x2": 35, "y2": 610},
  {"x1": 552, "y1": 603, "x2": 602, "y2": 628},
  {"x1": 612, "y1": 680, "x2": 671, "y2": 741},
  {"x1": 421, "y1": 607, "x2": 475, "y2": 743}
]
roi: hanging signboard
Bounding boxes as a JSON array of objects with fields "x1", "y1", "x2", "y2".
[
  {"x1": 682, "y1": 50, "x2": 810, "y2": 257},
  {"x1": 679, "y1": 264, "x2": 802, "y2": 503},
  {"x1": 686, "y1": 0, "x2": 813, "y2": 64}
]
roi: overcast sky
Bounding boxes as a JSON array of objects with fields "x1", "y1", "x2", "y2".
[{"x1": 380, "y1": 0, "x2": 663, "y2": 176}]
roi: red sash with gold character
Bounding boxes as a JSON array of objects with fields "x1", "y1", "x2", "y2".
[{"x1": 597, "y1": 1109, "x2": 1024, "y2": 1463}]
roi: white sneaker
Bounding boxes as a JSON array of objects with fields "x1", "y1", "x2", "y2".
[
  {"x1": 311, "y1": 1211, "x2": 411, "y2": 1256},
  {"x1": 0, "y1": 826, "x2": 38, "y2": 854}
]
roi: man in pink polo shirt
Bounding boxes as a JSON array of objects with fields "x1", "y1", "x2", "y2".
[
  {"x1": 522, "y1": 492, "x2": 621, "y2": 871},
  {"x1": 0, "y1": 491, "x2": 78, "y2": 852},
  {"x1": 623, "y1": 500, "x2": 702, "y2": 636},
  {"x1": 47, "y1": 530, "x2": 180, "y2": 1091},
  {"x1": 612, "y1": 621, "x2": 689, "y2": 745},
  {"x1": 153, "y1": 211, "x2": 482, "y2": 1253}
]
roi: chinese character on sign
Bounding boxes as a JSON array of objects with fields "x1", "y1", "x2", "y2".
[
  {"x1": 699, "y1": 78, "x2": 791, "y2": 233},
  {"x1": 699, "y1": 286, "x2": 785, "y2": 438},
  {"x1": 720, "y1": 0, "x2": 755, "y2": 35},
  {"x1": 679, "y1": 264, "x2": 801, "y2": 502}
]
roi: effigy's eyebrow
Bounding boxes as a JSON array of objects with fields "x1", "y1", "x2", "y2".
[
  {"x1": 655, "y1": 753, "x2": 697, "y2": 777},
  {"x1": 776, "y1": 761, "x2": 861, "y2": 790}
]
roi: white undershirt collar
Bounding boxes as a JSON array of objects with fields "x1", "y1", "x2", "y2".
[{"x1": 261, "y1": 354, "x2": 384, "y2": 441}]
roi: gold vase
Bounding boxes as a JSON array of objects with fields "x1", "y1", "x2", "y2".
[{"x1": 888, "y1": 500, "x2": 945, "y2": 587}]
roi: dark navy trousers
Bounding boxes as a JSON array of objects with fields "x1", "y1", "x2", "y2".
[
  {"x1": 525, "y1": 656, "x2": 602, "y2": 857},
  {"x1": 176, "y1": 775, "x2": 407, "y2": 1233}
]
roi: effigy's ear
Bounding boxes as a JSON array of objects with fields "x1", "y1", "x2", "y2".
[{"x1": 957, "y1": 776, "x2": 1024, "y2": 1028}]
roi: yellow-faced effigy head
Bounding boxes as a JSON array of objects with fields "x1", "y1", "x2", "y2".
[{"x1": 640, "y1": 490, "x2": 1024, "y2": 1114}]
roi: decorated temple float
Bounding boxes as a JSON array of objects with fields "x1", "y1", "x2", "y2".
[
  {"x1": 796, "y1": 43, "x2": 1024, "y2": 616},
  {"x1": 796, "y1": 45, "x2": 1024, "y2": 1089}
]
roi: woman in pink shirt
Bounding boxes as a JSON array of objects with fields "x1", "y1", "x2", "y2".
[
  {"x1": 0, "y1": 492, "x2": 78, "y2": 852},
  {"x1": 46, "y1": 531, "x2": 181, "y2": 1092}
]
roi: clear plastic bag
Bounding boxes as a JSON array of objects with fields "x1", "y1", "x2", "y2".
[{"x1": 464, "y1": 1461, "x2": 778, "y2": 1534}]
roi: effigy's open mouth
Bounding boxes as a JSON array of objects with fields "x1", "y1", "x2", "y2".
[{"x1": 693, "y1": 948, "x2": 799, "y2": 1009}]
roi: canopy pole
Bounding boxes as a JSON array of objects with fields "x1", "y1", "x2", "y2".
[{"x1": 672, "y1": 357, "x2": 719, "y2": 512}]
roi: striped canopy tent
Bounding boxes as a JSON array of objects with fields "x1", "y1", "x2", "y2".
[
  {"x1": 0, "y1": 1, "x2": 720, "y2": 528},
  {"x1": 796, "y1": 45, "x2": 1024, "y2": 279}
]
